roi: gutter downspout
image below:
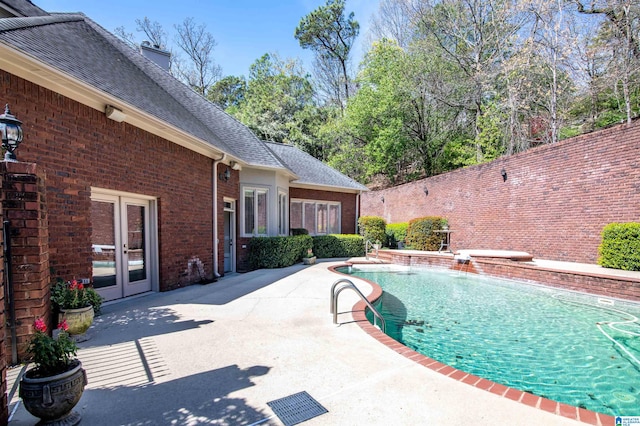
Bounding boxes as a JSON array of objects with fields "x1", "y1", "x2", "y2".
[
  {"x1": 355, "y1": 191, "x2": 361, "y2": 234},
  {"x1": 213, "y1": 154, "x2": 226, "y2": 278}
]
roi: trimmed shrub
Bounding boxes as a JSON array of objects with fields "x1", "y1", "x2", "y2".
[
  {"x1": 290, "y1": 228, "x2": 309, "y2": 236},
  {"x1": 386, "y1": 222, "x2": 408, "y2": 248},
  {"x1": 358, "y1": 216, "x2": 386, "y2": 245},
  {"x1": 405, "y1": 216, "x2": 448, "y2": 251},
  {"x1": 313, "y1": 234, "x2": 365, "y2": 258},
  {"x1": 598, "y1": 222, "x2": 640, "y2": 271},
  {"x1": 248, "y1": 235, "x2": 313, "y2": 269}
]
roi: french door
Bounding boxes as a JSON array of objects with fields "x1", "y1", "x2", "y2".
[{"x1": 91, "y1": 192, "x2": 156, "y2": 301}]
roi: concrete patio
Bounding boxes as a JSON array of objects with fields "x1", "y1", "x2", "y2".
[{"x1": 8, "y1": 260, "x2": 595, "y2": 425}]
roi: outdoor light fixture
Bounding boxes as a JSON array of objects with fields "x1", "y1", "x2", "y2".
[
  {"x1": 105, "y1": 105, "x2": 126, "y2": 122},
  {"x1": 381, "y1": 196, "x2": 385, "y2": 203},
  {"x1": 501, "y1": 169, "x2": 507, "y2": 182},
  {"x1": 0, "y1": 104, "x2": 23, "y2": 162},
  {"x1": 219, "y1": 167, "x2": 231, "y2": 181},
  {"x1": 423, "y1": 187, "x2": 429, "y2": 196}
]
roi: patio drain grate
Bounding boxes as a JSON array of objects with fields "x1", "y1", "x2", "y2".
[{"x1": 267, "y1": 391, "x2": 328, "y2": 426}]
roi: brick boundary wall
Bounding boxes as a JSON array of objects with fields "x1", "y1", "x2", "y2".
[{"x1": 361, "y1": 120, "x2": 640, "y2": 264}]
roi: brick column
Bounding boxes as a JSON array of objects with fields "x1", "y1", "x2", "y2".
[
  {"x1": 0, "y1": 169, "x2": 6, "y2": 426},
  {"x1": 0, "y1": 162, "x2": 50, "y2": 368}
]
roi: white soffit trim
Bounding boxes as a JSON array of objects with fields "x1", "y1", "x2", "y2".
[{"x1": 0, "y1": 43, "x2": 225, "y2": 159}]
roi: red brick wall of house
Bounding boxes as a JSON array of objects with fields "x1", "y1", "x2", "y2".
[
  {"x1": 1, "y1": 70, "x2": 215, "y2": 291},
  {"x1": 289, "y1": 188, "x2": 359, "y2": 234},
  {"x1": 361, "y1": 120, "x2": 640, "y2": 264}
]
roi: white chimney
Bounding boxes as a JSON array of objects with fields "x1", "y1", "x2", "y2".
[{"x1": 140, "y1": 41, "x2": 171, "y2": 71}]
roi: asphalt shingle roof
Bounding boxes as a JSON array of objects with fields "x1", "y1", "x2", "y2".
[
  {"x1": 0, "y1": 6, "x2": 366, "y2": 191},
  {"x1": 1, "y1": 0, "x2": 48, "y2": 17},
  {"x1": 265, "y1": 142, "x2": 368, "y2": 192},
  {"x1": 0, "y1": 13, "x2": 285, "y2": 169}
]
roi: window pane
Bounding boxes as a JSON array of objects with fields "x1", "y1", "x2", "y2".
[
  {"x1": 290, "y1": 201, "x2": 302, "y2": 229},
  {"x1": 328, "y1": 204, "x2": 340, "y2": 234},
  {"x1": 278, "y1": 193, "x2": 287, "y2": 235},
  {"x1": 317, "y1": 203, "x2": 327, "y2": 234},
  {"x1": 304, "y1": 202, "x2": 316, "y2": 234},
  {"x1": 244, "y1": 190, "x2": 255, "y2": 235},
  {"x1": 257, "y1": 190, "x2": 267, "y2": 235}
]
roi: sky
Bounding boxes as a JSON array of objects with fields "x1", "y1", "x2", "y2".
[{"x1": 35, "y1": 0, "x2": 379, "y2": 78}]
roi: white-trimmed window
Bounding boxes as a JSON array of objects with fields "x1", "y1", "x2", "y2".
[
  {"x1": 290, "y1": 199, "x2": 341, "y2": 235},
  {"x1": 278, "y1": 190, "x2": 288, "y2": 236},
  {"x1": 243, "y1": 187, "x2": 268, "y2": 236}
]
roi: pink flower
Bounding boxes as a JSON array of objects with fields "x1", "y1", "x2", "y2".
[
  {"x1": 34, "y1": 318, "x2": 47, "y2": 333},
  {"x1": 57, "y1": 320, "x2": 69, "y2": 331},
  {"x1": 70, "y1": 280, "x2": 78, "y2": 290},
  {"x1": 78, "y1": 283, "x2": 84, "y2": 290}
]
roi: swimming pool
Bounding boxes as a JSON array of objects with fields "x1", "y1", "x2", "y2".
[{"x1": 341, "y1": 265, "x2": 640, "y2": 417}]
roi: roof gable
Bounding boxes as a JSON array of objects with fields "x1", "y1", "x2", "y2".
[
  {"x1": 0, "y1": 13, "x2": 284, "y2": 168},
  {"x1": 265, "y1": 142, "x2": 367, "y2": 192}
]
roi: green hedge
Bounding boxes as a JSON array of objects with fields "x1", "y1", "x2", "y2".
[
  {"x1": 358, "y1": 216, "x2": 386, "y2": 244},
  {"x1": 598, "y1": 222, "x2": 640, "y2": 271},
  {"x1": 312, "y1": 234, "x2": 365, "y2": 258},
  {"x1": 248, "y1": 235, "x2": 313, "y2": 269},
  {"x1": 386, "y1": 222, "x2": 408, "y2": 248},
  {"x1": 405, "y1": 216, "x2": 447, "y2": 251}
]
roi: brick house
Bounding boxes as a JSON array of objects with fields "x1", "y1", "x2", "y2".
[{"x1": 0, "y1": 0, "x2": 366, "y2": 372}]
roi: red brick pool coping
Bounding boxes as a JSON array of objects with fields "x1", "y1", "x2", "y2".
[{"x1": 329, "y1": 264, "x2": 616, "y2": 426}]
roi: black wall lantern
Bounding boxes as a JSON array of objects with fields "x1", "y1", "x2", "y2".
[
  {"x1": 219, "y1": 167, "x2": 231, "y2": 181},
  {"x1": 423, "y1": 187, "x2": 429, "y2": 196},
  {"x1": 501, "y1": 168, "x2": 507, "y2": 182},
  {"x1": 0, "y1": 104, "x2": 23, "y2": 162},
  {"x1": 381, "y1": 196, "x2": 385, "y2": 203}
]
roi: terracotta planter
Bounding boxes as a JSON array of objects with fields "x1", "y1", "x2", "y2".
[
  {"x1": 19, "y1": 359, "x2": 87, "y2": 425},
  {"x1": 58, "y1": 305, "x2": 94, "y2": 335}
]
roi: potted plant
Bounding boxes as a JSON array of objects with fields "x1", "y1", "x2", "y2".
[
  {"x1": 303, "y1": 248, "x2": 316, "y2": 265},
  {"x1": 19, "y1": 318, "x2": 87, "y2": 425},
  {"x1": 51, "y1": 279, "x2": 103, "y2": 336}
]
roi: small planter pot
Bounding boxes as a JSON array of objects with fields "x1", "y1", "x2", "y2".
[
  {"x1": 19, "y1": 359, "x2": 87, "y2": 425},
  {"x1": 303, "y1": 256, "x2": 316, "y2": 265},
  {"x1": 58, "y1": 305, "x2": 94, "y2": 336}
]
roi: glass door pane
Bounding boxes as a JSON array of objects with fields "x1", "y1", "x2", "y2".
[
  {"x1": 224, "y1": 211, "x2": 232, "y2": 272},
  {"x1": 91, "y1": 199, "x2": 118, "y2": 289},
  {"x1": 122, "y1": 198, "x2": 151, "y2": 297},
  {"x1": 126, "y1": 204, "x2": 146, "y2": 282}
]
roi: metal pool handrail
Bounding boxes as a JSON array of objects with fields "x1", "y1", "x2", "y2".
[
  {"x1": 365, "y1": 239, "x2": 379, "y2": 260},
  {"x1": 330, "y1": 278, "x2": 386, "y2": 333}
]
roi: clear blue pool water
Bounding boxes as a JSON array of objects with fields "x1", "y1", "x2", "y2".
[{"x1": 340, "y1": 266, "x2": 640, "y2": 416}]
